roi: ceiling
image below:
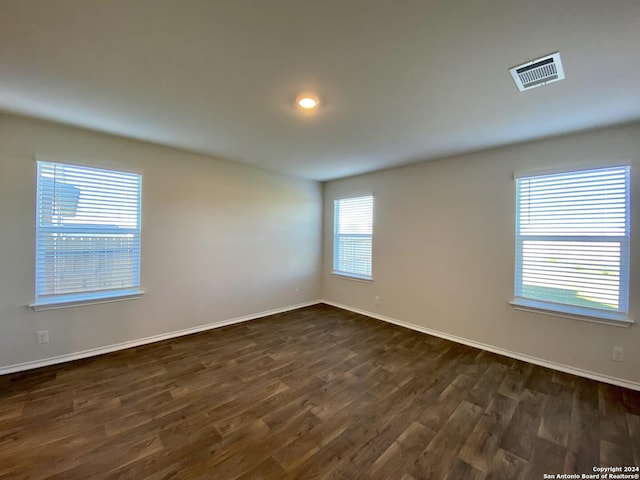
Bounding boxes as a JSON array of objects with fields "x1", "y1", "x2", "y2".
[{"x1": 1, "y1": 1, "x2": 639, "y2": 181}]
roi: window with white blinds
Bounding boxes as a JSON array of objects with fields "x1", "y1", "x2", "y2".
[
  {"x1": 514, "y1": 165, "x2": 630, "y2": 320},
  {"x1": 34, "y1": 161, "x2": 142, "y2": 307},
  {"x1": 333, "y1": 195, "x2": 374, "y2": 280}
]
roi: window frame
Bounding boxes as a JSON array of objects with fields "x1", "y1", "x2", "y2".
[
  {"x1": 31, "y1": 160, "x2": 143, "y2": 310},
  {"x1": 511, "y1": 164, "x2": 632, "y2": 325},
  {"x1": 332, "y1": 195, "x2": 374, "y2": 281}
]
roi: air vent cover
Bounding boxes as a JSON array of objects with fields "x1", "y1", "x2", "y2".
[{"x1": 510, "y1": 52, "x2": 564, "y2": 91}]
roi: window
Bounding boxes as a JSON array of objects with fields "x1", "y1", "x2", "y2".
[
  {"x1": 333, "y1": 195, "x2": 374, "y2": 280},
  {"x1": 34, "y1": 161, "x2": 142, "y2": 308},
  {"x1": 514, "y1": 165, "x2": 630, "y2": 321}
]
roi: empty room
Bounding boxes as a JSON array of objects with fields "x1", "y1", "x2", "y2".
[{"x1": 0, "y1": 1, "x2": 639, "y2": 479}]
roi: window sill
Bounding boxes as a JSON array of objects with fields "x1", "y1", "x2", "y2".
[
  {"x1": 331, "y1": 272, "x2": 373, "y2": 283},
  {"x1": 510, "y1": 297, "x2": 633, "y2": 328},
  {"x1": 30, "y1": 290, "x2": 144, "y2": 311}
]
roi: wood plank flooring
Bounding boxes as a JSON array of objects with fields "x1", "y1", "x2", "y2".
[{"x1": 0, "y1": 304, "x2": 638, "y2": 479}]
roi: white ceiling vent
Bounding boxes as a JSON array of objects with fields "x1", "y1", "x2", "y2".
[{"x1": 509, "y1": 52, "x2": 564, "y2": 92}]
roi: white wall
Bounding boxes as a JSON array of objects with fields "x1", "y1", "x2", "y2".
[
  {"x1": 323, "y1": 122, "x2": 640, "y2": 386},
  {"x1": 0, "y1": 113, "x2": 322, "y2": 370},
  {"x1": 2, "y1": 112, "x2": 638, "y2": 387}
]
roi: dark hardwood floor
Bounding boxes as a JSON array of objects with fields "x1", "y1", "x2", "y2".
[{"x1": 0, "y1": 304, "x2": 638, "y2": 479}]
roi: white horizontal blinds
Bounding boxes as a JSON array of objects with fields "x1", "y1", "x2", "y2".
[
  {"x1": 515, "y1": 166, "x2": 630, "y2": 313},
  {"x1": 36, "y1": 161, "x2": 142, "y2": 302},
  {"x1": 333, "y1": 196, "x2": 373, "y2": 278}
]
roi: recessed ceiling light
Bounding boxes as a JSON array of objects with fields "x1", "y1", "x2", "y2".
[{"x1": 297, "y1": 95, "x2": 319, "y2": 110}]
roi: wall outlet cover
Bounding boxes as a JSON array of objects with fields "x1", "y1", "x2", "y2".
[
  {"x1": 37, "y1": 330, "x2": 49, "y2": 344},
  {"x1": 612, "y1": 347, "x2": 624, "y2": 362}
]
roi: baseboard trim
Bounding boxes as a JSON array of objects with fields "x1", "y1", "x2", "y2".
[
  {"x1": 322, "y1": 300, "x2": 640, "y2": 392},
  {"x1": 0, "y1": 300, "x2": 322, "y2": 376}
]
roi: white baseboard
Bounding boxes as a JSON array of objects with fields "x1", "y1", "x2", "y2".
[
  {"x1": 0, "y1": 300, "x2": 322, "y2": 376},
  {"x1": 322, "y1": 300, "x2": 640, "y2": 392},
  {"x1": 5, "y1": 299, "x2": 638, "y2": 392}
]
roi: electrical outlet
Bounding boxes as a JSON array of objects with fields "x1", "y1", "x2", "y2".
[
  {"x1": 612, "y1": 346, "x2": 624, "y2": 362},
  {"x1": 37, "y1": 330, "x2": 49, "y2": 344},
  {"x1": 374, "y1": 296, "x2": 380, "y2": 305},
  {"x1": 295, "y1": 288, "x2": 300, "y2": 296}
]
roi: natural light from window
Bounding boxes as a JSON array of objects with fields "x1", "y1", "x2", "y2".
[
  {"x1": 34, "y1": 161, "x2": 142, "y2": 307},
  {"x1": 514, "y1": 165, "x2": 630, "y2": 321},
  {"x1": 333, "y1": 195, "x2": 374, "y2": 280}
]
